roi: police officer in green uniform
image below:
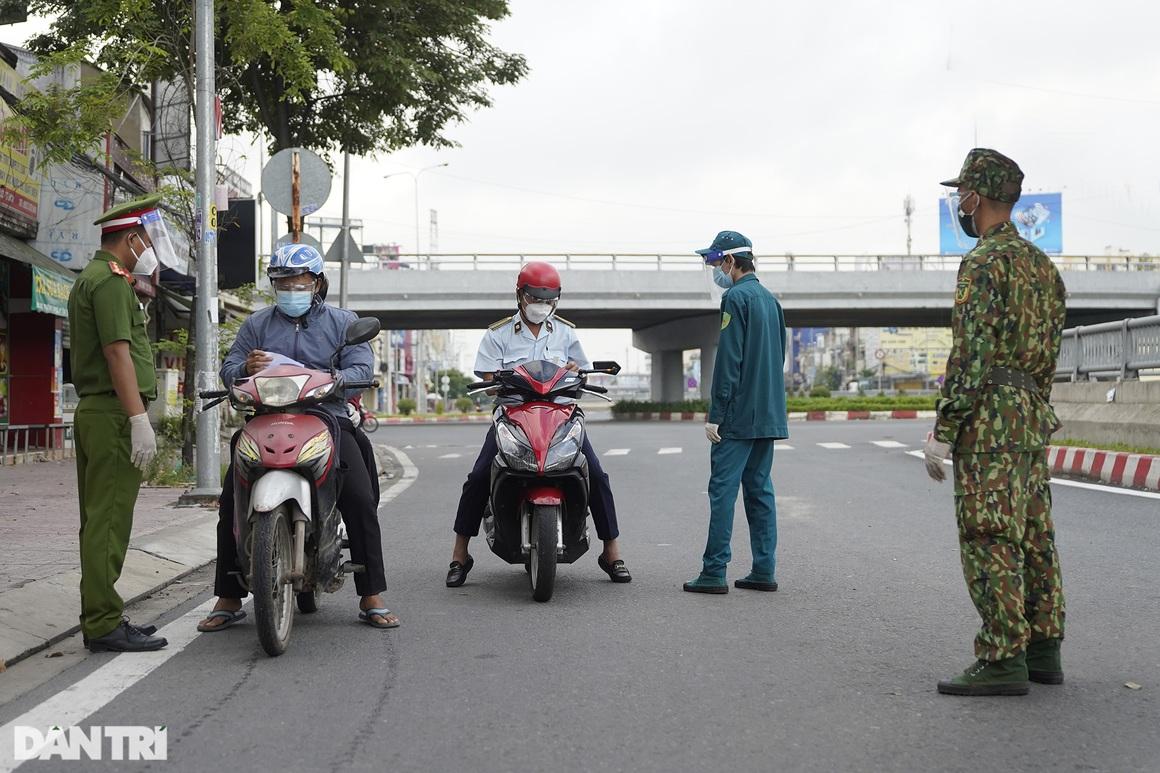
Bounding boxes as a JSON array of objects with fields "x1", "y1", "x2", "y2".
[
  {"x1": 68, "y1": 194, "x2": 174, "y2": 652},
  {"x1": 925, "y1": 149, "x2": 1068, "y2": 696},
  {"x1": 684, "y1": 231, "x2": 789, "y2": 594}
]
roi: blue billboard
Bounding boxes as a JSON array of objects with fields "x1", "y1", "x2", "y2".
[{"x1": 939, "y1": 192, "x2": 1062, "y2": 255}]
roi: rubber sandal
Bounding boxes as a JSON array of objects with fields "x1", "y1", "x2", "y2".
[
  {"x1": 359, "y1": 607, "x2": 400, "y2": 629},
  {"x1": 196, "y1": 609, "x2": 247, "y2": 632}
]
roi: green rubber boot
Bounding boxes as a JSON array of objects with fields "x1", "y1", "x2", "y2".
[
  {"x1": 937, "y1": 653, "x2": 1030, "y2": 696},
  {"x1": 1026, "y1": 638, "x2": 1064, "y2": 685},
  {"x1": 683, "y1": 573, "x2": 728, "y2": 594}
]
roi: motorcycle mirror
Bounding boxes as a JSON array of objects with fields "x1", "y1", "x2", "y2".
[
  {"x1": 344, "y1": 317, "x2": 382, "y2": 347},
  {"x1": 590, "y1": 360, "x2": 621, "y2": 375}
]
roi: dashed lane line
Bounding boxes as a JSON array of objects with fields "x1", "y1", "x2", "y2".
[
  {"x1": 657, "y1": 447, "x2": 683, "y2": 455},
  {"x1": 817, "y1": 442, "x2": 852, "y2": 449}
]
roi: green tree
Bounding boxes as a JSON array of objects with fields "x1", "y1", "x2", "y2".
[
  {"x1": 433, "y1": 368, "x2": 473, "y2": 399},
  {"x1": 21, "y1": 0, "x2": 527, "y2": 159}
]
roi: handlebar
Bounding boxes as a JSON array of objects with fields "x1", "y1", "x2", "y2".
[
  {"x1": 345, "y1": 380, "x2": 380, "y2": 391},
  {"x1": 582, "y1": 384, "x2": 608, "y2": 394},
  {"x1": 199, "y1": 389, "x2": 228, "y2": 399}
]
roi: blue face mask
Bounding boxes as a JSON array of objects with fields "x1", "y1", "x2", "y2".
[
  {"x1": 276, "y1": 290, "x2": 313, "y2": 318},
  {"x1": 713, "y1": 264, "x2": 734, "y2": 289}
]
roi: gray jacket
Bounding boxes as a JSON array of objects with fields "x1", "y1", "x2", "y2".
[{"x1": 220, "y1": 302, "x2": 374, "y2": 422}]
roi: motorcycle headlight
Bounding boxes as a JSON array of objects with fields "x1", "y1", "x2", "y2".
[
  {"x1": 296, "y1": 430, "x2": 332, "y2": 466},
  {"x1": 496, "y1": 422, "x2": 538, "y2": 472},
  {"x1": 304, "y1": 381, "x2": 337, "y2": 401},
  {"x1": 255, "y1": 375, "x2": 310, "y2": 407},
  {"x1": 544, "y1": 419, "x2": 583, "y2": 472},
  {"x1": 231, "y1": 384, "x2": 255, "y2": 406}
]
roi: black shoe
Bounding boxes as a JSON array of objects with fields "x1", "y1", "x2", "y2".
[
  {"x1": 598, "y1": 555, "x2": 632, "y2": 583},
  {"x1": 446, "y1": 555, "x2": 474, "y2": 587},
  {"x1": 87, "y1": 621, "x2": 168, "y2": 653},
  {"x1": 83, "y1": 620, "x2": 157, "y2": 647}
]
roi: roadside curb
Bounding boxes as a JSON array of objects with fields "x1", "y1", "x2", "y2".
[
  {"x1": 0, "y1": 510, "x2": 218, "y2": 669},
  {"x1": 381, "y1": 415, "x2": 490, "y2": 425},
  {"x1": 613, "y1": 410, "x2": 937, "y2": 422},
  {"x1": 1047, "y1": 445, "x2": 1160, "y2": 491}
]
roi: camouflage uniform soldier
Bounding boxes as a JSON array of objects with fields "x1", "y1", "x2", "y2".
[{"x1": 923, "y1": 149, "x2": 1068, "y2": 696}]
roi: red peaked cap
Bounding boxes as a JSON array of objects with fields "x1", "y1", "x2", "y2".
[
  {"x1": 517, "y1": 261, "x2": 561, "y2": 300},
  {"x1": 98, "y1": 207, "x2": 155, "y2": 235}
]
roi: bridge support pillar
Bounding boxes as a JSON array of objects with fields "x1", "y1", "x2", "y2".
[
  {"x1": 650, "y1": 350, "x2": 685, "y2": 402},
  {"x1": 633, "y1": 314, "x2": 721, "y2": 403}
]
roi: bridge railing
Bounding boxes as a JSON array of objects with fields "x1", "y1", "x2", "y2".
[
  {"x1": 1056, "y1": 314, "x2": 1160, "y2": 381},
  {"x1": 338, "y1": 253, "x2": 1160, "y2": 273}
]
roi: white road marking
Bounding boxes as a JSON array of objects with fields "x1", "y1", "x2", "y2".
[
  {"x1": 380, "y1": 445, "x2": 418, "y2": 507},
  {"x1": 657, "y1": 447, "x2": 683, "y2": 455},
  {"x1": 903, "y1": 450, "x2": 1160, "y2": 500},
  {"x1": 604, "y1": 448, "x2": 631, "y2": 456},
  {"x1": 438, "y1": 453, "x2": 462, "y2": 459},
  {"x1": 0, "y1": 598, "x2": 218, "y2": 772},
  {"x1": 776, "y1": 444, "x2": 794, "y2": 450},
  {"x1": 873, "y1": 441, "x2": 908, "y2": 448},
  {"x1": 817, "y1": 443, "x2": 851, "y2": 449}
]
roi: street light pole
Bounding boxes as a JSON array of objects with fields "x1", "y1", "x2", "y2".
[
  {"x1": 191, "y1": 0, "x2": 220, "y2": 497},
  {"x1": 385, "y1": 162, "x2": 447, "y2": 414}
]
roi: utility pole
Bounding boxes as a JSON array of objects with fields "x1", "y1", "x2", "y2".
[
  {"x1": 339, "y1": 150, "x2": 350, "y2": 308},
  {"x1": 191, "y1": 0, "x2": 220, "y2": 496},
  {"x1": 903, "y1": 194, "x2": 915, "y2": 256}
]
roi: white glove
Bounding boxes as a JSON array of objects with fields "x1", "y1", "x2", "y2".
[
  {"x1": 923, "y1": 431, "x2": 951, "y2": 483},
  {"x1": 129, "y1": 413, "x2": 157, "y2": 471},
  {"x1": 705, "y1": 422, "x2": 722, "y2": 444}
]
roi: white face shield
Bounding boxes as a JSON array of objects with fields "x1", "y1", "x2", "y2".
[{"x1": 139, "y1": 209, "x2": 179, "y2": 269}]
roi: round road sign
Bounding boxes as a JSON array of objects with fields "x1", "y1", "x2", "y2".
[
  {"x1": 874, "y1": 349, "x2": 886, "y2": 361},
  {"x1": 261, "y1": 147, "x2": 332, "y2": 217}
]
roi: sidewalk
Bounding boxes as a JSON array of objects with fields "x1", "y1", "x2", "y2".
[{"x1": 0, "y1": 460, "x2": 217, "y2": 668}]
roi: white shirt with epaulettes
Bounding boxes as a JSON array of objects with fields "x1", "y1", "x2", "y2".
[{"x1": 473, "y1": 312, "x2": 590, "y2": 377}]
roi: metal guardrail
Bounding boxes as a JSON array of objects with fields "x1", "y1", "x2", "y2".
[
  {"x1": 0, "y1": 423, "x2": 74, "y2": 465},
  {"x1": 332, "y1": 253, "x2": 1160, "y2": 273},
  {"x1": 1056, "y1": 315, "x2": 1160, "y2": 380}
]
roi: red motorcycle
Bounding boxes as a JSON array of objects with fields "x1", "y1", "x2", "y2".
[
  {"x1": 200, "y1": 318, "x2": 380, "y2": 656},
  {"x1": 468, "y1": 359, "x2": 620, "y2": 602}
]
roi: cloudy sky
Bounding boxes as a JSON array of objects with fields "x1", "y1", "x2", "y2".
[{"x1": 8, "y1": 1, "x2": 1160, "y2": 371}]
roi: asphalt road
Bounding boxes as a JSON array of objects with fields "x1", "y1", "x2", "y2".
[{"x1": 3, "y1": 419, "x2": 1158, "y2": 772}]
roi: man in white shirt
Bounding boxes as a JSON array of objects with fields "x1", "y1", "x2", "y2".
[{"x1": 445, "y1": 262, "x2": 632, "y2": 586}]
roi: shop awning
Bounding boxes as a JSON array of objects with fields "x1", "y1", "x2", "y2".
[{"x1": 0, "y1": 231, "x2": 76, "y2": 317}]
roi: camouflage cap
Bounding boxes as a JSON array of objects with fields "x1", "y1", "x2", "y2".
[
  {"x1": 94, "y1": 193, "x2": 163, "y2": 232},
  {"x1": 940, "y1": 148, "x2": 1023, "y2": 204}
]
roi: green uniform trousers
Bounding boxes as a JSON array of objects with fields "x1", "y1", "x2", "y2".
[
  {"x1": 954, "y1": 450, "x2": 1065, "y2": 661},
  {"x1": 75, "y1": 394, "x2": 143, "y2": 639},
  {"x1": 702, "y1": 438, "x2": 778, "y2": 580}
]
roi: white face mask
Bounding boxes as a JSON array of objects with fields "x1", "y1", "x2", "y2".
[
  {"x1": 129, "y1": 234, "x2": 159, "y2": 276},
  {"x1": 523, "y1": 302, "x2": 553, "y2": 325}
]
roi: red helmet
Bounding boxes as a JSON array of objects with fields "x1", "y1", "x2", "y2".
[{"x1": 517, "y1": 261, "x2": 561, "y2": 300}]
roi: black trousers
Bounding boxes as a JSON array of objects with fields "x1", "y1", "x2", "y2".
[
  {"x1": 453, "y1": 425, "x2": 620, "y2": 541},
  {"x1": 215, "y1": 426, "x2": 387, "y2": 598}
]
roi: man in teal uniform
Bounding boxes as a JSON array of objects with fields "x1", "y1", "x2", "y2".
[
  {"x1": 67, "y1": 194, "x2": 174, "y2": 652},
  {"x1": 684, "y1": 231, "x2": 789, "y2": 594}
]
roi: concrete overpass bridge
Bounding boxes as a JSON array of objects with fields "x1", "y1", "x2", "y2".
[{"x1": 339, "y1": 253, "x2": 1160, "y2": 400}]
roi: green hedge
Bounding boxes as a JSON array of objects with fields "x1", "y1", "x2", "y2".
[{"x1": 611, "y1": 396, "x2": 936, "y2": 416}]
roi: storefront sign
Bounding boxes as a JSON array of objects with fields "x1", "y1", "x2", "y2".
[
  {"x1": 0, "y1": 58, "x2": 40, "y2": 228},
  {"x1": 30, "y1": 264, "x2": 73, "y2": 317}
]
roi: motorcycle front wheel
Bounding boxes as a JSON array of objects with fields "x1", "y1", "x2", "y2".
[
  {"x1": 253, "y1": 506, "x2": 295, "y2": 656},
  {"x1": 528, "y1": 504, "x2": 559, "y2": 603},
  {"x1": 362, "y1": 414, "x2": 379, "y2": 433}
]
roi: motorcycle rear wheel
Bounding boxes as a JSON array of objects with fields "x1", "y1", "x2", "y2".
[
  {"x1": 362, "y1": 415, "x2": 379, "y2": 433},
  {"x1": 253, "y1": 506, "x2": 295, "y2": 656},
  {"x1": 528, "y1": 504, "x2": 559, "y2": 603}
]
